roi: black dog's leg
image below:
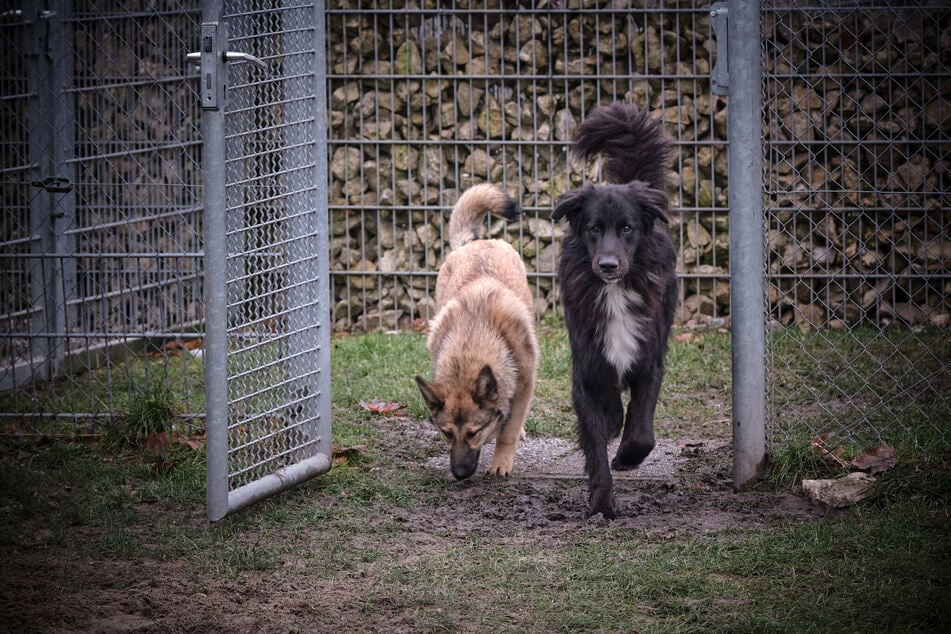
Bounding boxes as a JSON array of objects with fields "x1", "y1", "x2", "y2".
[
  {"x1": 573, "y1": 377, "x2": 623, "y2": 519},
  {"x1": 612, "y1": 363, "x2": 663, "y2": 470}
]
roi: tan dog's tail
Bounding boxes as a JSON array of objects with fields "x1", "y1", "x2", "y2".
[{"x1": 447, "y1": 183, "x2": 521, "y2": 250}]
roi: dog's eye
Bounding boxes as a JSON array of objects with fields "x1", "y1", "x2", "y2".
[
  {"x1": 620, "y1": 224, "x2": 633, "y2": 234},
  {"x1": 441, "y1": 429, "x2": 453, "y2": 440},
  {"x1": 587, "y1": 225, "x2": 601, "y2": 236}
]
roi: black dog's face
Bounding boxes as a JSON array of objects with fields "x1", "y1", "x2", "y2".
[{"x1": 553, "y1": 182, "x2": 669, "y2": 283}]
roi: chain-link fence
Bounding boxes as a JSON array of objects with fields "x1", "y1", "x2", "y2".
[
  {"x1": 763, "y1": 1, "x2": 950, "y2": 450},
  {"x1": 0, "y1": 1, "x2": 205, "y2": 434}
]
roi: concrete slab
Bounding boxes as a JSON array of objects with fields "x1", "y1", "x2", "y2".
[{"x1": 425, "y1": 435, "x2": 727, "y2": 481}]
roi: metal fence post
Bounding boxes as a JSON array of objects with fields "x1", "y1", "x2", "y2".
[
  {"x1": 26, "y1": 0, "x2": 76, "y2": 383},
  {"x1": 196, "y1": 0, "x2": 230, "y2": 523},
  {"x1": 727, "y1": 0, "x2": 767, "y2": 489}
]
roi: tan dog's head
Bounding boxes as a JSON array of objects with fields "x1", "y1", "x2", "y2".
[{"x1": 415, "y1": 366, "x2": 506, "y2": 480}]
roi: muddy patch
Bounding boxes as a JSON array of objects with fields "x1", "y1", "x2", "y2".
[
  {"x1": 1, "y1": 417, "x2": 827, "y2": 632},
  {"x1": 411, "y1": 423, "x2": 823, "y2": 538}
]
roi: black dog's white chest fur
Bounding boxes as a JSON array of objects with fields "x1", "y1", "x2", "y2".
[{"x1": 595, "y1": 284, "x2": 647, "y2": 377}]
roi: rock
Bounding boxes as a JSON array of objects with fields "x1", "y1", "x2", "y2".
[
  {"x1": 802, "y1": 472, "x2": 875, "y2": 508},
  {"x1": 394, "y1": 40, "x2": 422, "y2": 75},
  {"x1": 330, "y1": 147, "x2": 362, "y2": 181}
]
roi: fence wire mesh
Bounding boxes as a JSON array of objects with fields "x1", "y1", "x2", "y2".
[
  {"x1": 1, "y1": 1, "x2": 204, "y2": 434},
  {"x1": 325, "y1": 1, "x2": 729, "y2": 332},
  {"x1": 218, "y1": 0, "x2": 331, "y2": 492},
  {"x1": 763, "y1": 2, "x2": 950, "y2": 450}
]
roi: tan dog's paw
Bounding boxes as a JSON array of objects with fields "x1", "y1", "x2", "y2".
[{"x1": 485, "y1": 459, "x2": 514, "y2": 478}]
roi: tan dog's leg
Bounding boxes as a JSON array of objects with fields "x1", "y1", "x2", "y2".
[{"x1": 486, "y1": 371, "x2": 535, "y2": 477}]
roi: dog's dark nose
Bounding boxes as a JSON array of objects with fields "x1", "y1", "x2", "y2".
[
  {"x1": 598, "y1": 257, "x2": 619, "y2": 274},
  {"x1": 450, "y1": 448, "x2": 481, "y2": 480},
  {"x1": 451, "y1": 463, "x2": 477, "y2": 480}
]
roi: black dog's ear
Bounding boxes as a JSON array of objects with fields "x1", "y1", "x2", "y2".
[
  {"x1": 552, "y1": 184, "x2": 593, "y2": 221},
  {"x1": 626, "y1": 182, "x2": 670, "y2": 228}
]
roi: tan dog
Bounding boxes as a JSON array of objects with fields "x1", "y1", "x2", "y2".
[{"x1": 416, "y1": 184, "x2": 538, "y2": 480}]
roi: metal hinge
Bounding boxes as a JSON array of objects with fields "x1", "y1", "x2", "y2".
[
  {"x1": 710, "y1": 3, "x2": 729, "y2": 96},
  {"x1": 186, "y1": 22, "x2": 267, "y2": 111}
]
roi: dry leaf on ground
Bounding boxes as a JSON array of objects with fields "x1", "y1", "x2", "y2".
[
  {"x1": 359, "y1": 398, "x2": 407, "y2": 416},
  {"x1": 850, "y1": 444, "x2": 897, "y2": 474}
]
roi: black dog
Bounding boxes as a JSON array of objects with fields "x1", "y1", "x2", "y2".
[{"x1": 552, "y1": 103, "x2": 678, "y2": 519}]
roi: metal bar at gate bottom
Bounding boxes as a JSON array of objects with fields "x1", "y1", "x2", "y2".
[{"x1": 727, "y1": 0, "x2": 767, "y2": 490}]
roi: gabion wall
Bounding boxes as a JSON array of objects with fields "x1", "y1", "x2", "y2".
[
  {"x1": 324, "y1": 0, "x2": 947, "y2": 335},
  {"x1": 326, "y1": 1, "x2": 731, "y2": 332}
]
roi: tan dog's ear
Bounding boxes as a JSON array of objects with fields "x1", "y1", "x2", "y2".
[
  {"x1": 473, "y1": 365, "x2": 498, "y2": 406},
  {"x1": 415, "y1": 376, "x2": 445, "y2": 415}
]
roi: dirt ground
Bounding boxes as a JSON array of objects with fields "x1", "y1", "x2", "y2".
[{"x1": 1, "y1": 417, "x2": 828, "y2": 632}]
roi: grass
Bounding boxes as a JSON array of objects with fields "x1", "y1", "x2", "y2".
[
  {"x1": 1, "y1": 322, "x2": 949, "y2": 630},
  {"x1": 102, "y1": 384, "x2": 178, "y2": 449}
]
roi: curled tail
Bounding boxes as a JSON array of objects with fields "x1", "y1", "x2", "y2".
[
  {"x1": 572, "y1": 103, "x2": 674, "y2": 193},
  {"x1": 447, "y1": 183, "x2": 521, "y2": 250}
]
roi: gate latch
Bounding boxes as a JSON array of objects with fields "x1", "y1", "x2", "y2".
[
  {"x1": 710, "y1": 3, "x2": 729, "y2": 96},
  {"x1": 31, "y1": 176, "x2": 72, "y2": 193},
  {"x1": 186, "y1": 22, "x2": 267, "y2": 111}
]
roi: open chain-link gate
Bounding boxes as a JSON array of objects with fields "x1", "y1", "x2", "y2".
[
  {"x1": 0, "y1": 1, "x2": 332, "y2": 520},
  {"x1": 197, "y1": 0, "x2": 332, "y2": 520}
]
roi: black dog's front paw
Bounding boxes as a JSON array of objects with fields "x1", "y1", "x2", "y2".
[
  {"x1": 612, "y1": 440, "x2": 654, "y2": 471},
  {"x1": 586, "y1": 488, "x2": 616, "y2": 520}
]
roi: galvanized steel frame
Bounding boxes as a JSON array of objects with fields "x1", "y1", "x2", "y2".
[{"x1": 202, "y1": 0, "x2": 332, "y2": 520}]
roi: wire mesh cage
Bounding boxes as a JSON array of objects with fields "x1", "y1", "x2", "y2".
[
  {"x1": 1, "y1": 0, "x2": 947, "y2": 477},
  {"x1": 762, "y1": 1, "x2": 950, "y2": 451},
  {"x1": 0, "y1": 1, "x2": 205, "y2": 435}
]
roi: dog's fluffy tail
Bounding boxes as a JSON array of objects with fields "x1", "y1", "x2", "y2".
[
  {"x1": 572, "y1": 102, "x2": 673, "y2": 193},
  {"x1": 447, "y1": 183, "x2": 521, "y2": 250}
]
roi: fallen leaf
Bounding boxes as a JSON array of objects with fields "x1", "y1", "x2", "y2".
[
  {"x1": 809, "y1": 434, "x2": 849, "y2": 467},
  {"x1": 183, "y1": 437, "x2": 205, "y2": 451},
  {"x1": 332, "y1": 443, "x2": 367, "y2": 466},
  {"x1": 850, "y1": 444, "x2": 897, "y2": 474},
  {"x1": 171, "y1": 432, "x2": 205, "y2": 451},
  {"x1": 673, "y1": 332, "x2": 694, "y2": 343},
  {"x1": 143, "y1": 431, "x2": 173, "y2": 453},
  {"x1": 359, "y1": 398, "x2": 407, "y2": 416}
]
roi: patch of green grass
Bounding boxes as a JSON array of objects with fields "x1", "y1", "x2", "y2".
[
  {"x1": 529, "y1": 326, "x2": 575, "y2": 436},
  {"x1": 659, "y1": 330, "x2": 732, "y2": 437},
  {"x1": 371, "y1": 497, "x2": 950, "y2": 632},
  {"x1": 767, "y1": 325, "x2": 950, "y2": 488},
  {"x1": 103, "y1": 384, "x2": 178, "y2": 449},
  {"x1": 331, "y1": 331, "x2": 431, "y2": 420},
  {"x1": 0, "y1": 350, "x2": 205, "y2": 436},
  {"x1": 210, "y1": 536, "x2": 281, "y2": 578}
]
